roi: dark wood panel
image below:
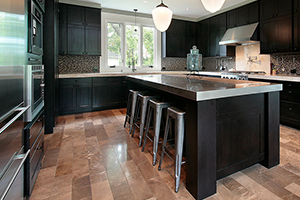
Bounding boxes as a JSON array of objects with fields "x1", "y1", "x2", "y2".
[
  {"x1": 260, "y1": 19, "x2": 276, "y2": 53},
  {"x1": 294, "y1": 13, "x2": 300, "y2": 51},
  {"x1": 227, "y1": 10, "x2": 237, "y2": 28},
  {"x1": 67, "y1": 24, "x2": 85, "y2": 55},
  {"x1": 197, "y1": 19, "x2": 210, "y2": 57},
  {"x1": 67, "y1": 4, "x2": 85, "y2": 25},
  {"x1": 280, "y1": 101, "x2": 300, "y2": 121},
  {"x1": 85, "y1": 27, "x2": 101, "y2": 55},
  {"x1": 76, "y1": 83, "x2": 92, "y2": 110},
  {"x1": 275, "y1": 14, "x2": 292, "y2": 53},
  {"x1": 59, "y1": 82, "x2": 77, "y2": 113},
  {"x1": 85, "y1": 7, "x2": 101, "y2": 27}
]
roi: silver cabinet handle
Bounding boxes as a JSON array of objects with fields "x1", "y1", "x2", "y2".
[
  {"x1": 0, "y1": 106, "x2": 30, "y2": 135},
  {"x1": 0, "y1": 149, "x2": 30, "y2": 200}
]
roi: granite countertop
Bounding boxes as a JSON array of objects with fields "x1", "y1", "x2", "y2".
[{"x1": 126, "y1": 75, "x2": 282, "y2": 101}]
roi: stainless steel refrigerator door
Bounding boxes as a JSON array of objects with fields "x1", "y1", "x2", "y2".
[{"x1": 0, "y1": 106, "x2": 30, "y2": 200}]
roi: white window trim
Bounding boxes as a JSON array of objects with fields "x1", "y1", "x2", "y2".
[{"x1": 100, "y1": 12, "x2": 161, "y2": 73}]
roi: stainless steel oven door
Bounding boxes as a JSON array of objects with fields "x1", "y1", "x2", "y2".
[{"x1": 24, "y1": 65, "x2": 44, "y2": 122}]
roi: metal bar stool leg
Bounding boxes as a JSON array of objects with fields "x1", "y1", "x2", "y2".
[
  {"x1": 158, "y1": 114, "x2": 170, "y2": 170},
  {"x1": 139, "y1": 97, "x2": 148, "y2": 146},
  {"x1": 175, "y1": 115, "x2": 185, "y2": 193},
  {"x1": 152, "y1": 106, "x2": 163, "y2": 166},
  {"x1": 142, "y1": 105, "x2": 152, "y2": 152},
  {"x1": 130, "y1": 96, "x2": 141, "y2": 137}
]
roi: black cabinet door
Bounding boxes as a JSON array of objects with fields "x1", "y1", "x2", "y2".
[
  {"x1": 59, "y1": 82, "x2": 77, "y2": 113},
  {"x1": 85, "y1": 7, "x2": 101, "y2": 27},
  {"x1": 59, "y1": 4, "x2": 67, "y2": 25},
  {"x1": 248, "y1": 2, "x2": 259, "y2": 24},
  {"x1": 92, "y1": 77, "x2": 125, "y2": 109},
  {"x1": 197, "y1": 19, "x2": 210, "y2": 57},
  {"x1": 165, "y1": 19, "x2": 187, "y2": 57},
  {"x1": 294, "y1": 13, "x2": 300, "y2": 51},
  {"x1": 85, "y1": 27, "x2": 101, "y2": 55},
  {"x1": 260, "y1": 19, "x2": 276, "y2": 53},
  {"x1": 76, "y1": 83, "x2": 92, "y2": 110},
  {"x1": 67, "y1": 5, "x2": 85, "y2": 25},
  {"x1": 67, "y1": 24, "x2": 85, "y2": 55},
  {"x1": 227, "y1": 10, "x2": 237, "y2": 28},
  {"x1": 186, "y1": 22, "x2": 197, "y2": 53},
  {"x1": 277, "y1": 0, "x2": 292, "y2": 17},
  {"x1": 275, "y1": 14, "x2": 292, "y2": 53},
  {"x1": 260, "y1": 0, "x2": 276, "y2": 21},
  {"x1": 295, "y1": 0, "x2": 300, "y2": 14},
  {"x1": 209, "y1": 14, "x2": 226, "y2": 57},
  {"x1": 59, "y1": 23, "x2": 67, "y2": 55}
]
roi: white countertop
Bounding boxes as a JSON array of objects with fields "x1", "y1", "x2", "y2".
[
  {"x1": 126, "y1": 75, "x2": 282, "y2": 101},
  {"x1": 59, "y1": 71, "x2": 300, "y2": 82}
]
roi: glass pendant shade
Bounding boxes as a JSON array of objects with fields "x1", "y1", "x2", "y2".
[
  {"x1": 201, "y1": 0, "x2": 225, "y2": 13},
  {"x1": 152, "y1": 2, "x2": 173, "y2": 32}
]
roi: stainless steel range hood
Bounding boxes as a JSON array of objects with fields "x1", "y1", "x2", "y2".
[{"x1": 219, "y1": 22, "x2": 259, "y2": 46}]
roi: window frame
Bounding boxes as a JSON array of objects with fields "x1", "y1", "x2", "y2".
[{"x1": 101, "y1": 12, "x2": 161, "y2": 73}]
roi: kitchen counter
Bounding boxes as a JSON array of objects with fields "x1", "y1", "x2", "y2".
[
  {"x1": 126, "y1": 74, "x2": 282, "y2": 101},
  {"x1": 126, "y1": 74, "x2": 281, "y2": 200},
  {"x1": 248, "y1": 74, "x2": 300, "y2": 82}
]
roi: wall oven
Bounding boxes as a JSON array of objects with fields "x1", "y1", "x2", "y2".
[
  {"x1": 28, "y1": 0, "x2": 43, "y2": 56},
  {"x1": 24, "y1": 65, "x2": 45, "y2": 122}
]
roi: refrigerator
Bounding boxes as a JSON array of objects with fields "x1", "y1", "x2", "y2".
[{"x1": 0, "y1": 0, "x2": 30, "y2": 199}]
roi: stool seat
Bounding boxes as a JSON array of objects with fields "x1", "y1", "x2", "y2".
[
  {"x1": 158, "y1": 106, "x2": 186, "y2": 193},
  {"x1": 142, "y1": 99, "x2": 171, "y2": 166}
]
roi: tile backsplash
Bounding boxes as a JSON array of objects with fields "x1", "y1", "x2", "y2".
[
  {"x1": 270, "y1": 53, "x2": 300, "y2": 75},
  {"x1": 59, "y1": 55, "x2": 100, "y2": 74},
  {"x1": 161, "y1": 57, "x2": 235, "y2": 71}
]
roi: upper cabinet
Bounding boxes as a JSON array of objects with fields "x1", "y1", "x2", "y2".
[
  {"x1": 236, "y1": 2, "x2": 258, "y2": 26},
  {"x1": 197, "y1": 19, "x2": 210, "y2": 57},
  {"x1": 227, "y1": 10, "x2": 237, "y2": 29},
  {"x1": 209, "y1": 13, "x2": 227, "y2": 57},
  {"x1": 294, "y1": 0, "x2": 300, "y2": 51},
  {"x1": 59, "y1": 4, "x2": 101, "y2": 56},
  {"x1": 260, "y1": 0, "x2": 292, "y2": 21},
  {"x1": 162, "y1": 19, "x2": 197, "y2": 57}
]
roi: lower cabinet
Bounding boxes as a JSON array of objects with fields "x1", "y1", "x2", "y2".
[
  {"x1": 24, "y1": 109, "x2": 44, "y2": 198},
  {"x1": 249, "y1": 78, "x2": 300, "y2": 129},
  {"x1": 93, "y1": 77, "x2": 127, "y2": 110},
  {"x1": 59, "y1": 77, "x2": 127, "y2": 115},
  {"x1": 59, "y1": 78, "x2": 92, "y2": 115}
]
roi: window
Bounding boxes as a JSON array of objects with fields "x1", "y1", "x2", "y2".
[
  {"x1": 104, "y1": 15, "x2": 158, "y2": 71},
  {"x1": 107, "y1": 22, "x2": 122, "y2": 67}
]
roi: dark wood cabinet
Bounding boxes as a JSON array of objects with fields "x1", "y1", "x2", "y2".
[
  {"x1": 260, "y1": 14, "x2": 292, "y2": 53},
  {"x1": 24, "y1": 109, "x2": 44, "y2": 197},
  {"x1": 59, "y1": 77, "x2": 127, "y2": 115},
  {"x1": 164, "y1": 19, "x2": 187, "y2": 57},
  {"x1": 209, "y1": 14, "x2": 227, "y2": 57},
  {"x1": 260, "y1": 0, "x2": 292, "y2": 21},
  {"x1": 93, "y1": 77, "x2": 127, "y2": 109},
  {"x1": 227, "y1": 10, "x2": 237, "y2": 28},
  {"x1": 236, "y1": 2, "x2": 258, "y2": 26},
  {"x1": 58, "y1": 3, "x2": 101, "y2": 55},
  {"x1": 294, "y1": 13, "x2": 300, "y2": 51},
  {"x1": 162, "y1": 19, "x2": 198, "y2": 57},
  {"x1": 197, "y1": 19, "x2": 210, "y2": 57},
  {"x1": 59, "y1": 78, "x2": 92, "y2": 115}
]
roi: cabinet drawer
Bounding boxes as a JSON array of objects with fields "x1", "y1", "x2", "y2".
[
  {"x1": 60, "y1": 78, "x2": 92, "y2": 85},
  {"x1": 93, "y1": 77, "x2": 123, "y2": 83},
  {"x1": 30, "y1": 131, "x2": 44, "y2": 191},
  {"x1": 281, "y1": 82, "x2": 300, "y2": 103},
  {"x1": 280, "y1": 101, "x2": 300, "y2": 121}
]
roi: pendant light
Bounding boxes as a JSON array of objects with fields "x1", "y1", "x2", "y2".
[
  {"x1": 201, "y1": 0, "x2": 225, "y2": 13},
  {"x1": 152, "y1": 0, "x2": 173, "y2": 32},
  {"x1": 134, "y1": 8, "x2": 138, "y2": 32}
]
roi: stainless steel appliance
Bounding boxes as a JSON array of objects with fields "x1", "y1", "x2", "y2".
[
  {"x1": 221, "y1": 71, "x2": 266, "y2": 80},
  {"x1": 24, "y1": 65, "x2": 45, "y2": 122},
  {"x1": 28, "y1": 0, "x2": 43, "y2": 56},
  {"x1": 0, "y1": 0, "x2": 32, "y2": 198}
]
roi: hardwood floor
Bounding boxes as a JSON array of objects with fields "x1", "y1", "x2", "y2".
[{"x1": 30, "y1": 109, "x2": 300, "y2": 200}]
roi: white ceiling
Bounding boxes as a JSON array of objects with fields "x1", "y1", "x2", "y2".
[{"x1": 60, "y1": 0, "x2": 257, "y2": 21}]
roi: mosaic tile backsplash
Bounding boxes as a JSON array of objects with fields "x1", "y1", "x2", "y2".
[
  {"x1": 59, "y1": 55, "x2": 100, "y2": 74},
  {"x1": 161, "y1": 57, "x2": 236, "y2": 71},
  {"x1": 270, "y1": 53, "x2": 300, "y2": 75}
]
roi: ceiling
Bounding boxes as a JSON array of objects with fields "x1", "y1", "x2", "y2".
[{"x1": 60, "y1": 0, "x2": 257, "y2": 21}]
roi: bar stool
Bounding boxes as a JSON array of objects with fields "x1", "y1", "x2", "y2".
[
  {"x1": 142, "y1": 99, "x2": 171, "y2": 166},
  {"x1": 123, "y1": 90, "x2": 147, "y2": 134},
  {"x1": 130, "y1": 94, "x2": 160, "y2": 147},
  {"x1": 158, "y1": 106, "x2": 186, "y2": 193}
]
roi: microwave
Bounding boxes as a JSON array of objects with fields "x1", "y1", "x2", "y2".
[{"x1": 28, "y1": 0, "x2": 43, "y2": 56}]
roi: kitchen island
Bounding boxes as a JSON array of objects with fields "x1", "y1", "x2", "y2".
[{"x1": 126, "y1": 74, "x2": 282, "y2": 200}]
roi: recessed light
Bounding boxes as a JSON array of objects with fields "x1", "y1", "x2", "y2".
[
  {"x1": 186, "y1": 8, "x2": 190, "y2": 11},
  {"x1": 144, "y1": 0, "x2": 147, "y2": 2}
]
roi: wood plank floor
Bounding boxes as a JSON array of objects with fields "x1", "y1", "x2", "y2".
[{"x1": 30, "y1": 109, "x2": 300, "y2": 200}]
